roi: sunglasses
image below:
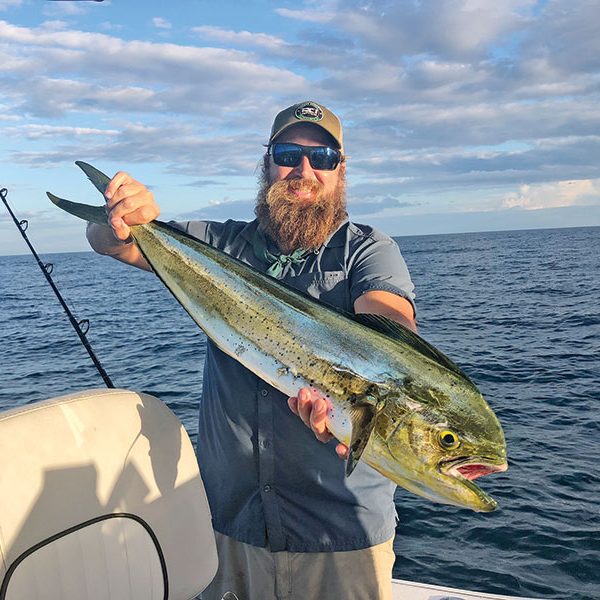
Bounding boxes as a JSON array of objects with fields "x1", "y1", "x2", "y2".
[{"x1": 268, "y1": 142, "x2": 343, "y2": 171}]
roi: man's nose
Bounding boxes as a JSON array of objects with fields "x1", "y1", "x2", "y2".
[{"x1": 291, "y1": 155, "x2": 316, "y2": 179}]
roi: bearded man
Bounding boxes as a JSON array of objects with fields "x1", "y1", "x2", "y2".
[{"x1": 87, "y1": 101, "x2": 416, "y2": 600}]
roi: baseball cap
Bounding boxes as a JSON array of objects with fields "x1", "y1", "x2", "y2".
[{"x1": 268, "y1": 101, "x2": 343, "y2": 150}]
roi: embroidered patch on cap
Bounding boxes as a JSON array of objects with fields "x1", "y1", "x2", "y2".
[{"x1": 294, "y1": 101, "x2": 324, "y2": 122}]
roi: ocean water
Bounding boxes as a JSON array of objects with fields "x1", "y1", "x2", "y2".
[{"x1": 0, "y1": 226, "x2": 598, "y2": 600}]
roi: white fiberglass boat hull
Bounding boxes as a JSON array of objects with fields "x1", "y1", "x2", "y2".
[{"x1": 392, "y1": 577, "x2": 541, "y2": 599}]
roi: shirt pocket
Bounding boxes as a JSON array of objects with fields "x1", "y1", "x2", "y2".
[{"x1": 284, "y1": 270, "x2": 348, "y2": 311}]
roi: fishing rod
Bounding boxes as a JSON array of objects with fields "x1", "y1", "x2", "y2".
[{"x1": 1, "y1": 186, "x2": 115, "y2": 388}]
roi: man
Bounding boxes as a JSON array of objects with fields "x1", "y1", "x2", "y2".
[{"x1": 87, "y1": 101, "x2": 416, "y2": 600}]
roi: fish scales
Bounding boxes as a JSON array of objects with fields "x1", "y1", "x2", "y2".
[{"x1": 138, "y1": 224, "x2": 393, "y2": 408}]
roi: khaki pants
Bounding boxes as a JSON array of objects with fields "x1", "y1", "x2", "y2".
[{"x1": 201, "y1": 532, "x2": 395, "y2": 600}]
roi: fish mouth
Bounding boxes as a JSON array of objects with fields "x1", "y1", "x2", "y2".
[
  {"x1": 438, "y1": 456, "x2": 508, "y2": 511},
  {"x1": 441, "y1": 456, "x2": 508, "y2": 481}
]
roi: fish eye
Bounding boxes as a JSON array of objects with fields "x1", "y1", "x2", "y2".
[{"x1": 438, "y1": 430, "x2": 460, "y2": 450}]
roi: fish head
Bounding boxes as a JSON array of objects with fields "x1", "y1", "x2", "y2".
[{"x1": 373, "y1": 377, "x2": 508, "y2": 512}]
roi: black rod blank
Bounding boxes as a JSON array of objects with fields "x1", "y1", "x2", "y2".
[{"x1": 1, "y1": 187, "x2": 115, "y2": 388}]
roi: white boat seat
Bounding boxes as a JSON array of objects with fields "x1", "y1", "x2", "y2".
[{"x1": 0, "y1": 388, "x2": 218, "y2": 600}]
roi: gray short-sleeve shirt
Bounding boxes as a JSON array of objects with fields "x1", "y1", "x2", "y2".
[{"x1": 172, "y1": 218, "x2": 415, "y2": 552}]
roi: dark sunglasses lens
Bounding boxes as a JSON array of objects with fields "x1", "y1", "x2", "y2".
[
  {"x1": 308, "y1": 147, "x2": 339, "y2": 170},
  {"x1": 272, "y1": 144, "x2": 302, "y2": 167},
  {"x1": 272, "y1": 143, "x2": 341, "y2": 170}
]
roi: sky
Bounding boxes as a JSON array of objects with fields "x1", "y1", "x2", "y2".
[{"x1": 1, "y1": 0, "x2": 599, "y2": 255}]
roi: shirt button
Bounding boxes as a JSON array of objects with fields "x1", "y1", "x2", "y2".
[
  {"x1": 263, "y1": 484, "x2": 272, "y2": 493},
  {"x1": 260, "y1": 389, "x2": 269, "y2": 397}
]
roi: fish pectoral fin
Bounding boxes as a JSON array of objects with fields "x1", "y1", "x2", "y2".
[{"x1": 345, "y1": 404, "x2": 379, "y2": 477}]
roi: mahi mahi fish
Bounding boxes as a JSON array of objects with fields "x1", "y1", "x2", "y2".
[{"x1": 48, "y1": 161, "x2": 508, "y2": 512}]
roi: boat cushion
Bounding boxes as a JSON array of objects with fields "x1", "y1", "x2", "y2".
[{"x1": 0, "y1": 388, "x2": 217, "y2": 599}]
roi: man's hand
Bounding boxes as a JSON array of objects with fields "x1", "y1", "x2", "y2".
[
  {"x1": 104, "y1": 171, "x2": 160, "y2": 241},
  {"x1": 288, "y1": 387, "x2": 349, "y2": 459},
  {"x1": 86, "y1": 171, "x2": 158, "y2": 270}
]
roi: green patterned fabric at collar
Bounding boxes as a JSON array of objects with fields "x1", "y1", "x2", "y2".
[{"x1": 252, "y1": 227, "x2": 310, "y2": 279}]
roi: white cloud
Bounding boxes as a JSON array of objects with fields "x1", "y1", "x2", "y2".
[
  {"x1": 6, "y1": 120, "x2": 262, "y2": 176},
  {"x1": 42, "y1": 1, "x2": 88, "y2": 17},
  {"x1": 152, "y1": 17, "x2": 171, "y2": 30},
  {"x1": 99, "y1": 21, "x2": 124, "y2": 32},
  {"x1": 8, "y1": 77, "x2": 159, "y2": 118},
  {"x1": 278, "y1": 0, "x2": 536, "y2": 60},
  {"x1": 179, "y1": 199, "x2": 256, "y2": 221},
  {"x1": 0, "y1": 20, "x2": 307, "y2": 120},
  {"x1": 524, "y1": 0, "x2": 600, "y2": 75},
  {"x1": 39, "y1": 20, "x2": 69, "y2": 31},
  {"x1": 348, "y1": 195, "x2": 418, "y2": 217},
  {"x1": 193, "y1": 26, "x2": 286, "y2": 49},
  {"x1": 0, "y1": 21, "x2": 292, "y2": 80},
  {"x1": 0, "y1": 101, "x2": 19, "y2": 121},
  {"x1": 275, "y1": 7, "x2": 334, "y2": 24},
  {"x1": 0, "y1": 0, "x2": 22, "y2": 11},
  {"x1": 502, "y1": 179, "x2": 599, "y2": 210},
  {"x1": 4, "y1": 124, "x2": 120, "y2": 140}
]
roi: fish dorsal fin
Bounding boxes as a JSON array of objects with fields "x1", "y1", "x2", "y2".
[{"x1": 353, "y1": 313, "x2": 472, "y2": 383}]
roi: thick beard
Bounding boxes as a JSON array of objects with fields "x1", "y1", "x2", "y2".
[{"x1": 254, "y1": 166, "x2": 347, "y2": 254}]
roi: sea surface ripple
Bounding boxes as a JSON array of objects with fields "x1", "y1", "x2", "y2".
[{"x1": 0, "y1": 226, "x2": 598, "y2": 600}]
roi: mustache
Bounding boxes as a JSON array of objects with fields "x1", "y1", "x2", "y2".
[{"x1": 267, "y1": 178, "x2": 322, "y2": 201}]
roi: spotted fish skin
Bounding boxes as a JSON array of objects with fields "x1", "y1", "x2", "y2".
[{"x1": 48, "y1": 161, "x2": 508, "y2": 512}]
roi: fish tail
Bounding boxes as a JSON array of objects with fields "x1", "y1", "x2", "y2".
[
  {"x1": 75, "y1": 161, "x2": 111, "y2": 197},
  {"x1": 47, "y1": 161, "x2": 113, "y2": 225},
  {"x1": 47, "y1": 192, "x2": 108, "y2": 227}
]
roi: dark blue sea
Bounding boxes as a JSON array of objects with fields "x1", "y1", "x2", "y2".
[{"x1": 0, "y1": 226, "x2": 598, "y2": 600}]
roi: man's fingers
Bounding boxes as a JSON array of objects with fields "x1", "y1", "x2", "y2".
[
  {"x1": 290, "y1": 387, "x2": 335, "y2": 444},
  {"x1": 109, "y1": 216, "x2": 131, "y2": 241},
  {"x1": 99, "y1": 169, "x2": 158, "y2": 244},
  {"x1": 310, "y1": 398, "x2": 332, "y2": 443},
  {"x1": 108, "y1": 190, "x2": 145, "y2": 217},
  {"x1": 287, "y1": 396, "x2": 299, "y2": 416},
  {"x1": 109, "y1": 206, "x2": 156, "y2": 239},
  {"x1": 124, "y1": 204, "x2": 159, "y2": 225},
  {"x1": 335, "y1": 443, "x2": 349, "y2": 460},
  {"x1": 104, "y1": 171, "x2": 132, "y2": 200},
  {"x1": 296, "y1": 387, "x2": 313, "y2": 428},
  {"x1": 105, "y1": 187, "x2": 159, "y2": 242},
  {"x1": 105, "y1": 184, "x2": 135, "y2": 210},
  {"x1": 107, "y1": 182, "x2": 153, "y2": 208},
  {"x1": 110, "y1": 198, "x2": 159, "y2": 225}
]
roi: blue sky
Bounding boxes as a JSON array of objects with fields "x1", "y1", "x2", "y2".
[{"x1": 1, "y1": 0, "x2": 599, "y2": 255}]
